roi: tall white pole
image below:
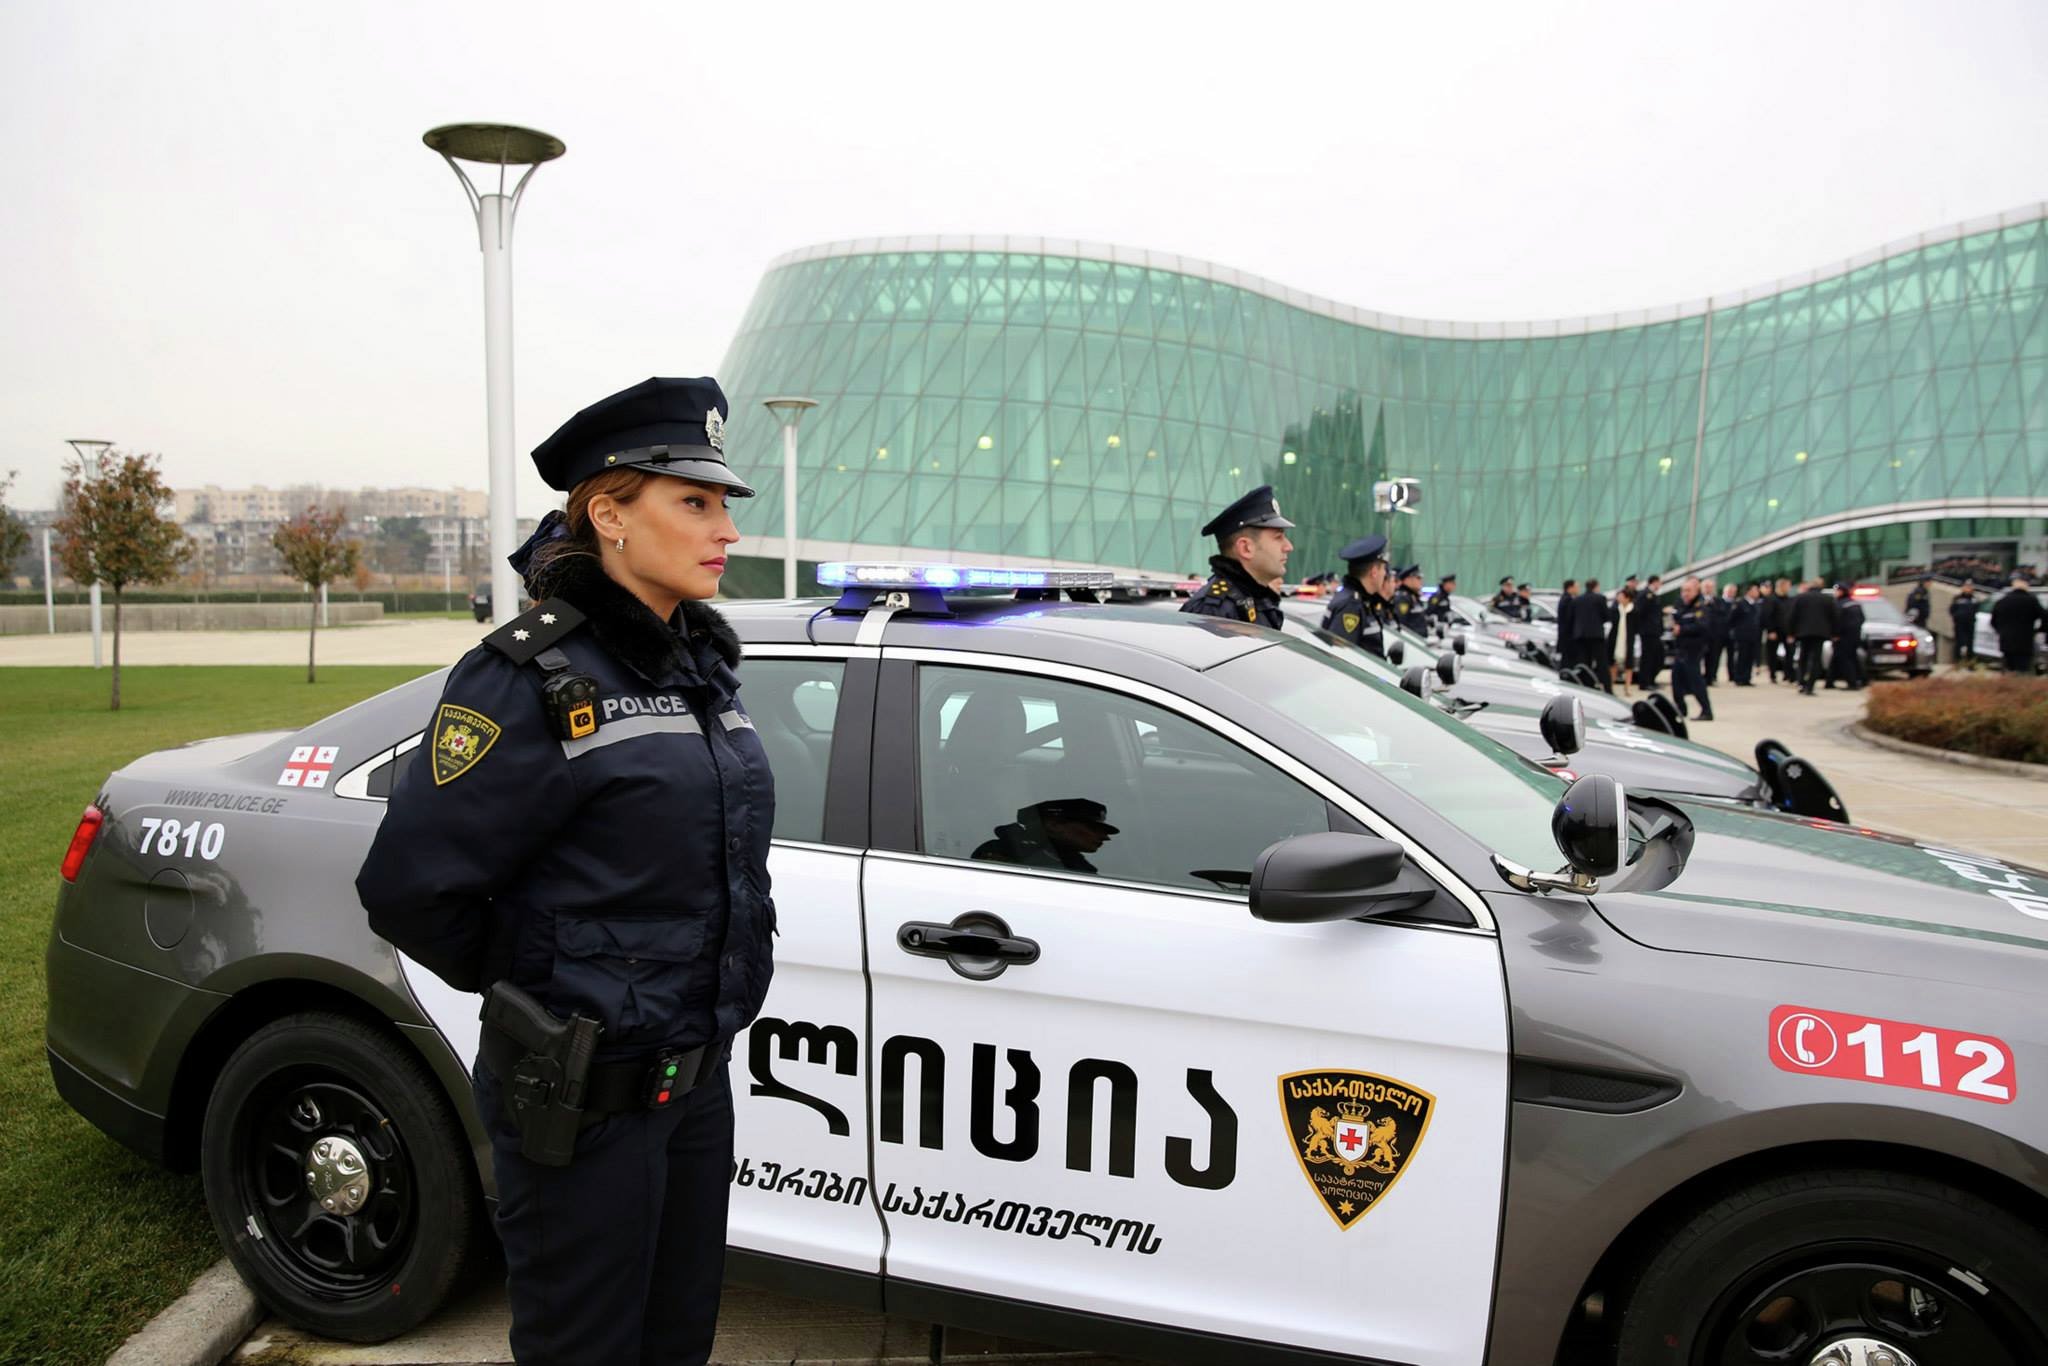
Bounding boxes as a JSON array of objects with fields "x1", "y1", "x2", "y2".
[
  {"x1": 41, "y1": 527, "x2": 54, "y2": 632},
  {"x1": 781, "y1": 423, "x2": 800, "y2": 599},
  {"x1": 478, "y1": 193, "x2": 520, "y2": 626},
  {"x1": 90, "y1": 580, "x2": 102, "y2": 666}
]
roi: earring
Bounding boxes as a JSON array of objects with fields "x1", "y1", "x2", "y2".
[{"x1": 614, "y1": 537, "x2": 626, "y2": 551}]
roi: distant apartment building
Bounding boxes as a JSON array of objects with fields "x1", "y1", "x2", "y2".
[{"x1": 171, "y1": 485, "x2": 512, "y2": 578}]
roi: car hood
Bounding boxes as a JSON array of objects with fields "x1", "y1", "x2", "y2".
[
  {"x1": 1470, "y1": 711, "x2": 1758, "y2": 799},
  {"x1": 1593, "y1": 800, "x2": 2048, "y2": 987}
]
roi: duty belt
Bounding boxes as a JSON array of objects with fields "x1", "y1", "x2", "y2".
[{"x1": 480, "y1": 1026, "x2": 722, "y2": 1126}]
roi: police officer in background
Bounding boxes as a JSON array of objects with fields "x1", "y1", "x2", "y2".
[
  {"x1": 1905, "y1": 576, "x2": 1933, "y2": 631},
  {"x1": 357, "y1": 377, "x2": 774, "y2": 1366},
  {"x1": 1729, "y1": 583, "x2": 1763, "y2": 685},
  {"x1": 1703, "y1": 579, "x2": 1732, "y2": 684},
  {"x1": 1490, "y1": 575, "x2": 1521, "y2": 619},
  {"x1": 1321, "y1": 534, "x2": 1392, "y2": 657},
  {"x1": 1182, "y1": 485, "x2": 1292, "y2": 627},
  {"x1": 1427, "y1": 572, "x2": 1458, "y2": 624},
  {"x1": 1950, "y1": 582, "x2": 1981, "y2": 666},
  {"x1": 1391, "y1": 564, "x2": 1426, "y2": 626},
  {"x1": 1669, "y1": 576, "x2": 1715, "y2": 720}
]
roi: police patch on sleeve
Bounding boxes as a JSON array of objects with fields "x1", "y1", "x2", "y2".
[
  {"x1": 1342, "y1": 612, "x2": 1361, "y2": 634},
  {"x1": 1279, "y1": 1069, "x2": 1435, "y2": 1230},
  {"x1": 431, "y1": 704, "x2": 502, "y2": 786}
]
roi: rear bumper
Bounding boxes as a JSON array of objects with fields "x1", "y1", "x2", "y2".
[{"x1": 47, "y1": 1044, "x2": 167, "y2": 1163}]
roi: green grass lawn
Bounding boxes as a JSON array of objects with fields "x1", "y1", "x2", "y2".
[{"x1": 0, "y1": 666, "x2": 433, "y2": 1366}]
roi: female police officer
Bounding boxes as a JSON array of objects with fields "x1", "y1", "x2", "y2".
[{"x1": 356, "y1": 376, "x2": 774, "y2": 1365}]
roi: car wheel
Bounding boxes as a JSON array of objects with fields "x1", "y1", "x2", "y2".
[
  {"x1": 200, "y1": 1012, "x2": 476, "y2": 1342},
  {"x1": 1615, "y1": 1168, "x2": 2048, "y2": 1365}
]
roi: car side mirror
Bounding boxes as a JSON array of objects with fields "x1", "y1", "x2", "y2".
[
  {"x1": 1401, "y1": 666, "x2": 1433, "y2": 698},
  {"x1": 1387, "y1": 639, "x2": 1406, "y2": 666},
  {"x1": 1539, "y1": 694, "x2": 1585, "y2": 757},
  {"x1": 1453, "y1": 633, "x2": 1467, "y2": 656},
  {"x1": 1251, "y1": 833, "x2": 1432, "y2": 922},
  {"x1": 1436, "y1": 651, "x2": 1461, "y2": 686},
  {"x1": 1553, "y1": 774, "x2": 1627, "y2": 877}
]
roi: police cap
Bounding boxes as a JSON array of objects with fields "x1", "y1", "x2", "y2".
[
  {"x1": 1398, "y1": 563, "x2": 1422, "y2": 580},
  {"x1": 1339, "y1": 533, "x2": 1388, "y2": 566},
  {"x1": 1201, "y1": 484, "x2": 1295, "y2": 539},
  {"x1": 530, "y1": 377, "x2": 756, "y2": 496},
  {"x1": 1025, "y1": 798, "x2": 1119, "y2": 833}
]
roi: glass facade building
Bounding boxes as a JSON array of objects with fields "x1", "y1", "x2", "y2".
[{"x1": 717, "y1": 206, "x2": 2048, "y2": 587}]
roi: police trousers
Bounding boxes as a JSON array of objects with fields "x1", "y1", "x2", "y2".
[
  {"x1": 476, "y1": 1057, "x2": 734, "y2": 1366},
  {"x1": 1670, "y1": 646, "x2": 1711, "y2": 718}
]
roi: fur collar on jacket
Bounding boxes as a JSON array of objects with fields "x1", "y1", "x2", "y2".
[{"x1": 535, "y1": 552, "x2": 741, "y2": 682}]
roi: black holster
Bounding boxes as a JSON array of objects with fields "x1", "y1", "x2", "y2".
[{"x1": 480, "y1": 982, "x2": 603, "y2": 1167}]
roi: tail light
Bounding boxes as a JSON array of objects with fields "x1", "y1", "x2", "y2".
[
  {"x1": 60, "y1": 806, "x2": 104, "y2": 882},
  {"x1": 1895, "y1": 637, "x2": 1916, "y2": 650}
]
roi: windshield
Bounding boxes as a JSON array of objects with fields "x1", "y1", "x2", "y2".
[
  {"x1": 1213, "y1": 636, "x2": 1564, "y2": 869},
  {"x1": 1857, "y1": 597, "x2": 1906, "y2": 624}
]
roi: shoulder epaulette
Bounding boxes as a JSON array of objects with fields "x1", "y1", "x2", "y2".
[{"x1": 481, "y1": 598, "x2": 587, "y2": 665}]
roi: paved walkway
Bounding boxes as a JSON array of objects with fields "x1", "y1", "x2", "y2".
[
  {"x1": 1646, "y1": 668, "x2": 2048, "y2": 868},
  {"x1": 0, "y1": 618, "x2": 484, "y2": 667}
]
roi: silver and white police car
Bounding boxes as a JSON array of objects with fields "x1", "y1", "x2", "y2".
[{"x1": 45, "y1": 564, "x2": 2048, "y2": 1366}]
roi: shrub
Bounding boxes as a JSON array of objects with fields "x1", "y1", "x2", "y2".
[{"x1": 1864, "y1": 675, "x2": 2048, "y2": 765}]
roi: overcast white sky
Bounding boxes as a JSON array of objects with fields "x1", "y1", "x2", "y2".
[{"x1": 3, "y1": 0, "x2": 2043, "y2": 516}]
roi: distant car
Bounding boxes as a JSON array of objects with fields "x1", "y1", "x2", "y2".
[
  {"x1": 466, "y1": 583, "x2": 531, "y2": 623},
  {"x1": 1837, "y1": 591, "x2": 1935, "y2": 678},
  {"x1": 46, "y1": 566, "x2": 2045, "y2": 1365}
]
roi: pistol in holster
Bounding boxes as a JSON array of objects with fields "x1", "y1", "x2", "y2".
[{"x1": 480, "y1": 981, "x2": 603, "y2": 1168}]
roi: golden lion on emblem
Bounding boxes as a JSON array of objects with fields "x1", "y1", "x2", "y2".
[
  {"x1": 1302, "y1": 1107, "x2": 1403, "y2": 1175},
  {"x1": 1302, "y1": 1107, "x2": 1340, "y2": 1162}
]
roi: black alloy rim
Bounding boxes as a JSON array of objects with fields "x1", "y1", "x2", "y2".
[
  {"x1": 1694, "y1": 1245, "x2": 2042, "y2": 1365},
  {"x1": 231, "y1": 1067, "x2": 416, "y2": 1298}
]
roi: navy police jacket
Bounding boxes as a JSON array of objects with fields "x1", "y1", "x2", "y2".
[
  {"x1": 1181, "y1": 555, "x2": 1283, "y2": 629},
  {"x1": 1320, "y1": 578, "x2": 1387, "y2": 657},
  {"x1": 356, "y1": 557, "x2": 775, "y2": 1057}
]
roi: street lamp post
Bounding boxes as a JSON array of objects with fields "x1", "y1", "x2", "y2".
[
  {"x1": 66, "y1": 438, "x2": 113, "y2": 666},
  {"x1": 423, "y1": 123, "x2": 565, "y2": 626},
  {"x1": 762, "y1": 398, "x2": 818, "y2": 599}
]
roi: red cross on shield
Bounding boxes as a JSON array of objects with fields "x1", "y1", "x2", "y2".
[{"x1": 1333, "y1": 1119, "x2": 1369, "y2": 1161}]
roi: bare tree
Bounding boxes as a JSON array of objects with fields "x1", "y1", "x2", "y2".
[
  {"x1": 53, "y1": 451, "x2": 191, "y2": 710},
  {"x1": 272, "y1": 506, "x2": 363, "y2": 683}
]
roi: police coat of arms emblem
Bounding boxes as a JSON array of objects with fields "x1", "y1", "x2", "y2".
[
  {"x1": 1278, "y1": 1069, "x2": 1434, "y2": 1230},
  {"x1": 705, "y1": 406, "x2": 725, "y2": 451},
  {"x1": 430, "y1": 703, "x2": 502, "y2": 786}
]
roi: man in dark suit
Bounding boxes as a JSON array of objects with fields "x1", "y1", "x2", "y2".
[
  {"x1": 1702, "y1": 579, "x2": 1732, "y2": 684},
  {"x1": 1827, "y1": 583, "x2": 1867, "y2": 690},
  {"x1": 1729, "y1": 584, "x2": 1763, "y2": 686},
  {"x1": 1789, "y1": 579, "x2": 1839, "y2": 695},
  {"x1": 1630, "y1": 575, "x2": 1665, "y2": 688},
  {"x1": 1576, "y1": 578, "x2": 1612, "y2": 692},
  {"x1": 1991, "y1": 575, "x2": 2044, "y2": 673}
]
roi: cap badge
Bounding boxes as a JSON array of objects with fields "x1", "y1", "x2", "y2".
[
  {"x1": 1270, "y1": 497, "x2": 1282, "y2": 519},
  {"x1": 705, "y1": 407, "x2": 725, "y2": 452}
]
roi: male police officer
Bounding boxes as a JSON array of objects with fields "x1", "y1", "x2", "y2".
[
  {"x1": 1322, "y1": 534, "x2": 1392, "y2": 657},
  {"x1": 1669, "y1": 576, "x2": 1715, "y2": 720},
  {"x1": 1427, "y1": 573, "x2": 1458, "y2": 624},
  {"x1": 1391, "y1": 565, "x2": 1425, "y2": 626},
  {"x1": 1490, "y1": 576, "x2": 1520, "y2": 619},
  {"x1": 1905, "y1": 577, "x2": 1933, "y2": 631},
  {"x1": 1182, "y1": 485, "x2": 1292, "y2": 628},
  {"x1": 1991, "y1": 574, "x2": 2045, "y2": 673}
]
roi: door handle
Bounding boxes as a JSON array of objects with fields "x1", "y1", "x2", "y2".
[{"x1": 897, "y1": 911, "x2": 1039, "y2": 981}]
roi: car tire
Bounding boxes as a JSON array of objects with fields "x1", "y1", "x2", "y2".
[
  {"x1": 200, "y1": 1012, "x2": 476, "y2": 1342},
  {"x1": 1615, "y1": 1167, "x2": 2048, "y2": 1365}
]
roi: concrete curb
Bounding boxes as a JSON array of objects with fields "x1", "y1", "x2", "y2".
[
  {"x1": 105, "y1": 1259, "x2": 260, "y2": 1366},
  {"x1": 1845, "y1": 723, "x2": 2048, "y2": 782}
]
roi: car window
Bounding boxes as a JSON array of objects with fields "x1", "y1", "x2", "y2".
[
  {"x1": 1857, "y1": 598, "x2": 1905, "y2": 624},
  {"x1": 1211, "y1": 637, "x2": 1563, "y2": 870},
  {"x1": 743, "y1": 658, "x2": 847, "y2": 843},
  {"x1": 917, "y1": 664, "x2": 1328, "y2": 893}
]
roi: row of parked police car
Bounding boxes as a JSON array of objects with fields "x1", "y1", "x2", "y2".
[{"x1": 46, "y1": 561, "x2": 2048, "y2": 1366}]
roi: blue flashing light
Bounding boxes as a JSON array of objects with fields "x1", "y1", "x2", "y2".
[{"x1": 817, "y1": 561, "x2": 1115, "y2": 592}]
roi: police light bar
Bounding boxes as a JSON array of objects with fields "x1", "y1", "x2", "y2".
[
  {"x1": 1850, "y1": 585, "x2": 1883, "y2": 598},
  {"x1": 817, "y1": 562, "x2": 1115, "y2": 592}
]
